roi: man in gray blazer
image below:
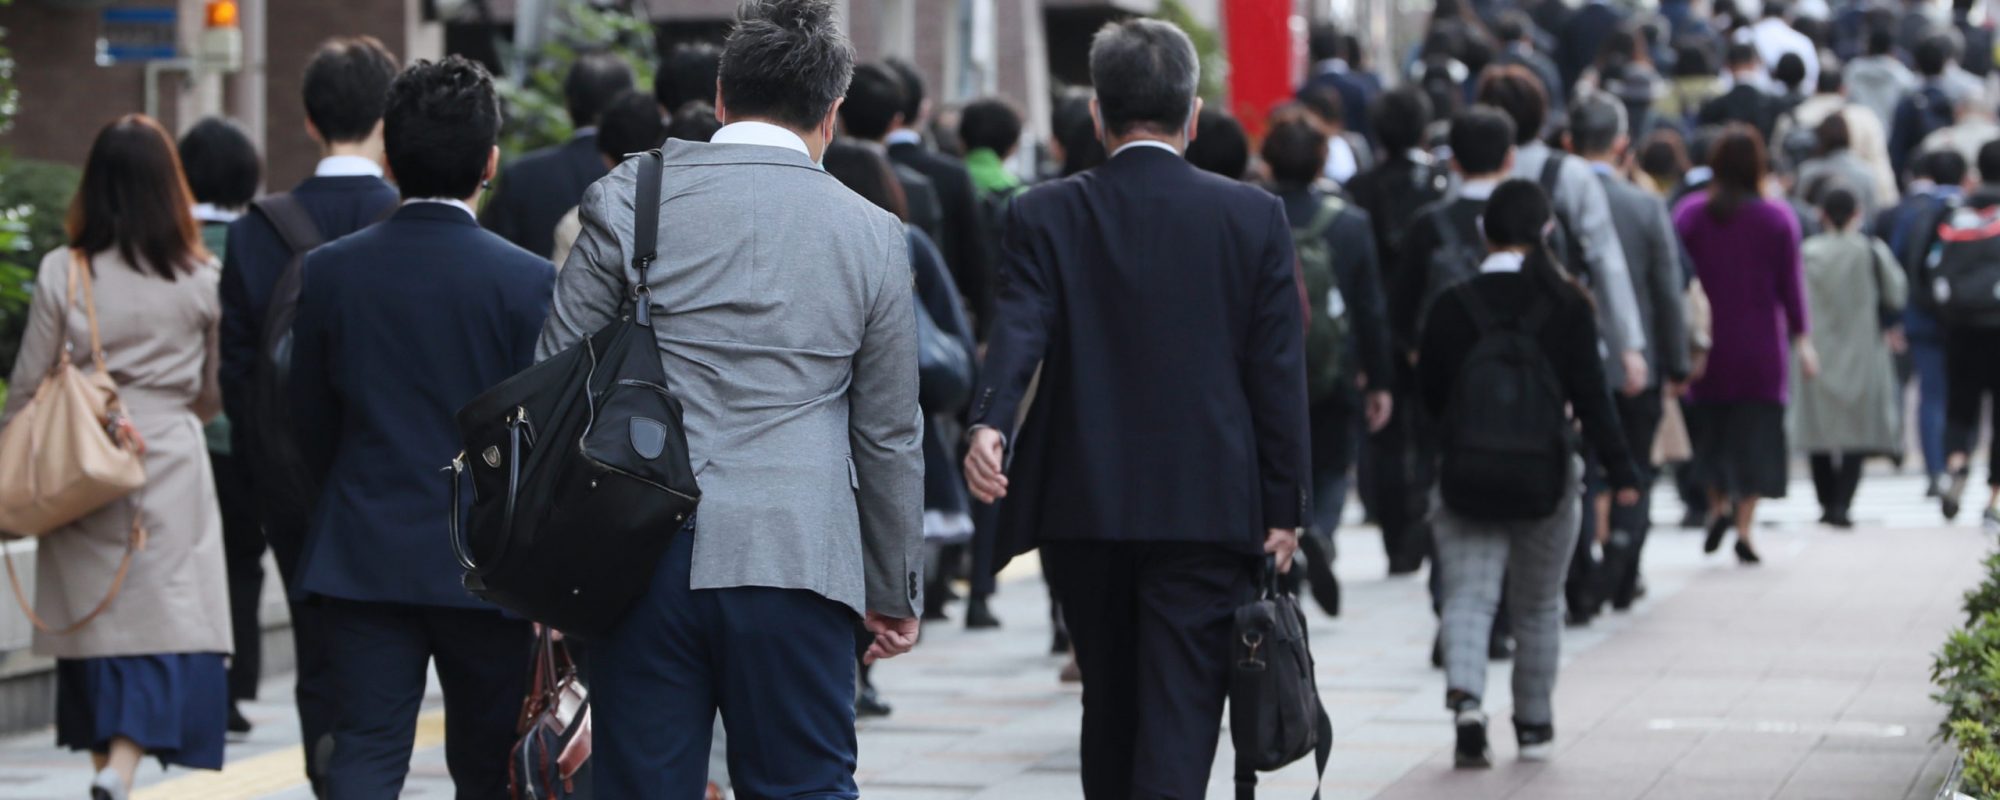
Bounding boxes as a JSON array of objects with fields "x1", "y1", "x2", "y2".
[
  {"x1": 535, "y1": 1, "x2": 924, "y2": 793},
  {"x1": 1568, "y1": 92, "x2": 1693, "y2": 617}
]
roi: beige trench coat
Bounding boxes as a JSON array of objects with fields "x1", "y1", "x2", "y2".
[{"x1": 0, "y1": 248, "x2": 232, "y2": 659}]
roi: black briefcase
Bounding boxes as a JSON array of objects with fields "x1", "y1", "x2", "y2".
[
  {"x1": 447, "y1": 149, "x2": 700, "y2": 639},
  {"x1": 1231, "y1": 556, "x2": 1332, "y2": 799}
]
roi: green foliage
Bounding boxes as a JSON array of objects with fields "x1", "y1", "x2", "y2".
[
  {"x1": 0, "y1": 159, "x2": 81, "y2": 373},
  {"x1": 495, "y1": 1, "x2": 658, "y2": 162},
  {"x1": 1156, "y1": 0, "x2": 1226, "y2": 105},
  {"x1": 1969, "y1": 551, "x2": 2000, "y2": 625},
  {"x1": 1933, "y1": 552, "x2": 2000, "y2": 797}
]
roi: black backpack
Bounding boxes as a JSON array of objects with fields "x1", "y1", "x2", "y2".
[
  {"x1": 447, "y1": 150, "x2": 702, "y2": 639},
  {"x1": 1437, "y1": 285, "x2": 1573, "y2": 521},
  {"x1": 245, "y1": 194, "x2": 326, "y2": 523},
  {"x1": 1418, "y1": 205, "x2": 1488, "y2": 330},
  {"x1": 1927, "y1": 201, "x2": 2000, "y2": 328}
]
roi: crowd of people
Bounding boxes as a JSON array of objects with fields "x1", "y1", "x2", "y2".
[{"x1": 7, "y1": 0, "x2": 2000, "y2": 796}]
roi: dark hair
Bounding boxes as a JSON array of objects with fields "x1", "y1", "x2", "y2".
[
  {"x1": 1052, "y1": 88, "x2": 1107, "y2": 176},
  {"x1": 1638, "y1": 128, "x2": 1692, "y2": 183},
  {"x1": 384, "y1": 56, "x2": 501, "y2": 201},
  {"x1": 1308, "y1": 22, "x2": 1341, "y2": 62},
  {"x1": 1764, "y1": 0, "x2": 1791, "y2": 18},
  {"x1": 1813, "y1": 111, "x2": 1851, "y2": 155},
  {"x1": 1089, "y1": 18, "x2": 1201, "y2": 137},
  {"x1": 1597, "y1": 24, "x2": 1649, "y2": 73},
  {"x1": 564, "y1": 53, "x2": 636, "y2": 128},
  {"x1": 1816, "y1": 57, "x2": 1844, "y2": 94},
  {"x1": 1450, "y1": 105, "x2": 1517, "y2": 174},
  {"x1": 302, "y1": 36, "x2": 399, "y2": 145},
  {"x1": 1262, "y1": 115, "x2": 1329, "y2": 187},
  {"x1": 1867, "y1": 23, "x2": 1895, "y2": 56},
  {"x1": 1568, "y1": 92, "x2": 1627, "y2": 156},
  {"x1": 1980, "y1": 140, "x2": 2000, "y2": 184},
  {"x1": 822, "y1": 140, "x2": 908, "y2": 222},
  {"x1": 177, "y1": 116, "x2": 261, "y2": 210},
  {"x1": 1484, "y1": 178, "x2": 1585, "y2": 301},
  {"x1": 1726, "y1": 41, "x2": 1761, "y2": 69},
  {"x1": 1917, "y1": 33, "x2": 1954, "y2": 76},
  {"x1": 1297, "y1": 85, "x2": 1345, "y2": 127},
  {"x1": 1772, "y1": 52, "x2": 1807, "y2": 91},
  {"x1": 1340, "y1": 33, "x2": 1367, "y2": 68},
  {"x1": 1494, "y1": 10, "x2": 1531, "y2": 43},
  {"x1": 1475, "y1": 64, "x2": 1548, "y2": 145},
  {"x1": 596, "y1": 90, "x2": 667, "y2": 162},
  {"x1": 1675, "y1": 41, "x2": 1719, "y2": 77},
  {"x1": 1818, "y1": 184, "x2": 1860, "y2": 228},
  {"x1": 655, "y1": 43, "x2": 721, "y2": 112},
  {"x1": 1461, "y1": 33, "x2": 1497, "y2": 78},
  {"x1": 666, "y1": 101, "x2": 722, "y2": 142},
  {"x1": 1371, "y1": 86, "x2": 1434, "y2": 155},
  {"x1": 1919, "y1": 147, "x2": 1970, "y2": 185},
  {"x1": 1184, "y1": 108, "x2": 1249, "y2": 180},
  {"x1": 883, "y1": 57, "x2": 926, "y2": 125},
  {"x1": 68, "y1": 114, "x2": 207, "y2": 279},
  {"x1": 720, "y1": 0, "x2": 854, "y2": 131},
  {"x1": 958, "y1": 97, "x2": 1023, "y2": 155},
  {"x1": 1706, "y1": 123, "x2": 1769, "y2": 221},
  {"x1": 840, "y1": 63, "x2": 907, "y2": 140}
]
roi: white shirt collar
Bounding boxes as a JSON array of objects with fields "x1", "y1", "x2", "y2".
[
  {"x1": 401, "y1": 197, "x2": 478, "y2": 222},
  {"x1": 191, "y1": 203, "x2": 240, "y2": 224},
  {"x1": 315, "y1": 155, "x2": 384, "y2": 178},
  {"x1": 1459, "y1": 178, "x2": 1501, "y2": 201},
  {"x1": 1480, "y1": 251, "x2": 1526, "y2": 274},
  {"x1": 573, "y1": 126, "x2": 598, "y2": 139},
  {"x1": 1113, "y1": 140, "x2": 1182, "y2": 158},
  {"x1": 885, "y1": 129, "x2": 924, "y2": 147},
  {"x1": 711, "y1": 121, "x2": 812, "y2": 157}
]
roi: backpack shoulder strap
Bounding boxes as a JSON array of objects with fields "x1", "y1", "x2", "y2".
[
  {"x1": 631, "y1": 149, "x2": 665, "y2": 326},
  {"x1": 1304, "y1": 196, "x2": 1345, "y2": 237},
  {"x1": 251, "y1": 193, "x2": 325, "y2": 256},
  {"x1": 1455, "y1": 281, "x2": 1500, "y2": 334},
  {"x1": 1539, "y1": 153, "x2": 1565, "y2": 201}
]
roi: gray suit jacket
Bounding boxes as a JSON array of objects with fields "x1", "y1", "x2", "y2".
[
  {"x1": 537, "y1": 139, "x2": 925, "y2": 618},
  {"x1": 1596, "y1": 169, "x2": 1692, "y2": 388}
]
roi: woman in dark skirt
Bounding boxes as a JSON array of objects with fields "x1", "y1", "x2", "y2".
[
  {"x1": 0, "y1": 116, "x2": 232, "y2": 799},
  {"x1": 1672, "y1": 123, "x2": 1817, "y2": 563}
]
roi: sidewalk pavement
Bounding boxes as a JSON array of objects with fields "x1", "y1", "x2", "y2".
[{"x1": 0, "y1": 471, "x2": 1982, "y2": 799}]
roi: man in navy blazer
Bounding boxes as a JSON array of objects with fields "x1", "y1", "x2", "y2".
[
  {"x1": 217, "y1": 35, "x2": 399, "y2": 794},
  {"x1": 963, "y1": 18, "x2": 1309, "y2": 799},
  {"x1": 289, "y1": 57, "x2": 554, "y2": 799},
  {"x1": 480, "y1": 52, "x2": 633, "y2": 258},
  {"x1": 1299, "y1": 23, "x2": 1382, "y2": 144}
]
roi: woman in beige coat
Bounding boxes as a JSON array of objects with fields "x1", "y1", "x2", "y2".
[{"x1": 0, "y1": 115, "x2": 231, "y2": 799}]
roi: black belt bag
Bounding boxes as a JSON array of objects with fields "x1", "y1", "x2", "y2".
[{"x1": 447, "y1": 149, "x2": 700, "y2": 639}]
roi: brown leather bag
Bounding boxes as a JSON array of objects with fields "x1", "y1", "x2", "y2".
[{"x1": 0, "y1": 249, "x2": 148, "y2": 634}]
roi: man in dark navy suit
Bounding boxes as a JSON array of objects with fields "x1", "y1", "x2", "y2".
[
  {"x1": 1556, "y1": 0, "x2": 1627, "y2": 95},
  {"x1": 289, "y1": 56, "x2": 553, "y2": 799},
  {"x1": 218, "y1": 35, "x2": 400, "y2": 795},
  {"x1": 882, "y1": 57, "x2": 993, "y2": 335},
  {"x1": 479, "y1": 52, "x2": 633, "y2": 258},
  {"x1": 963, "y1": 18, "x2": 1309, "y2": 799},
  {"x1": 1299, "y1": 22, "x2": 1382, "y2": 144}
]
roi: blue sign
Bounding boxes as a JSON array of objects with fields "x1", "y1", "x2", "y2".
[{"x1": 98, "y1": 8, "x2": 179, "y2": 65}]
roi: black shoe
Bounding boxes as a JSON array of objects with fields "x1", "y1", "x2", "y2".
[
  {"x1": 1679, "y1": 507, "x2": 1707, "y2": 529},
  {"x1": 1454, "y1": 708, "x2": 1493, "y2": 769},
  {"x1": 1826, "y1": 509, "x2": 1855, "y2": 530},
  {"x1": 1565, "y1": 608, "x2": 1594, "y2": 628},
  {"x1": 1298, "y1": 532, "x2": 1341, "y2": 617},
  {"x1": 1431, "y1": 633, "x2": 1444, "y2": 669},
  {"x1": 964, "y1": 597, "x2": 1001, "y2": 630},
  {"x1": 1051, "y1": 627, "x2": 1071, "y2": 655},
  {"x1": 855, "y1": 685, "x2": 892, "y2": 718},
  {"x1": 1703, "y1": 514, "x2": 1730, "y2": 554},
  {"x1": 227, "y1": 704, "x2": 253, "y2": 739},
  {"x1": 1927, "y1": 474, "x2": 1945, "y2": 499},
  {"x1": 1488, "y1": 635, "x2": 1513, "y2": 661},
  {"x1": 1944, "y1": 469, "x2": 1971, "y2": 522},
  {"x1": 1734, "y1": 539, "x2": 1762, "y2": 565},
  {"x1": 1516, "y1": 720, "x2": 1556, "y2": 762}
]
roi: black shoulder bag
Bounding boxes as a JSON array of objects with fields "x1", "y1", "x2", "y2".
[
  {"x1": 247, "y1": 194, "x2": 326, "y2": 524},
  {"x1": 1232, "y1": 556, "x2": 1333, "y2": 799},
  {"x1": 447, "y1": 149, "x2": 701, "y2": 639}
]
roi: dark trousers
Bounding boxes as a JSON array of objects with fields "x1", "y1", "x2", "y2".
[
  {"x1": 1585, "y1": 388, "x2": 1664, "y2": 612},
  {"x1": 591, "y1": 529, "x2": 860, "y2": 798},
  {"x1": 1810, "y1": 452, "x2": 1868, "y2": 514},
  {"x1": 1042, "y1": 540, "x2": 1257, "y2": 799},
  {"x1": 320, "y1": 601, "x2": 531, "y2": 800},
  {"x1": 1364, "y1": 362, "x2": 1437, "y2": 571},
  {"x1": 970, "y1": 499, "x2": 1000, "y2": 599},
  {"x1": 1945, "y1": 326, "x2": 2000, "y2": 485},
  {"x1": 211, "y1": 452, "x2": 264, "y2": 702},
  {"x1": 263, "y1": 519, "x2": 336, "y2": 794}
]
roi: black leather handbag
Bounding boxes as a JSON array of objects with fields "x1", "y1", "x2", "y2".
[
  {"x1": 447, "y1": 149, "x2": 700, "y2": 639},
  {"x1": 1231, "y1": 556, "x2": 1332, "y2": 799}
]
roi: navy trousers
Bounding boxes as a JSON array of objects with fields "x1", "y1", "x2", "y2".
[
  {"x1": 320, "y1": 601, "x2": 531, "y2": 800},
  {"x1": 1042, "y1": 540, "x2": 1257, "y2": 800},
  {"x1": 590, "y1": 528, "x2": 861, "y2": 799}
]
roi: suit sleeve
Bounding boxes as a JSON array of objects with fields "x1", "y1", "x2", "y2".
[
  {"x1": 1390, "y1": 214, "x2": 1438, "y2": 356},
  {"x1": 849, "y1": 219, "x2": 926, "y2": 619},
  {"x1": 288, "y1": 251, "x2": 339, "y2": 482},
  {"x1": 218, "y1": 219, "x2": 257, "y2": 427},
  {"x1": 968, "y1": 201, "x2": 1056, "y2": 435},
  {"x1": 1566, "y1": 160, "x2": 1646, "y2": 354},
  {"x1": 1558, "y1": 297, "x2": 1640, "y2": 489},
  {"x1": 537, "y1": 178, "x2": 629, "y2": 361},
  {"x1": 1242, "y1": 199, "x2": 1310, "y2": 531},
  {"x1": 1646, "y1": 197, "x2": 1694, "y2": 383}
]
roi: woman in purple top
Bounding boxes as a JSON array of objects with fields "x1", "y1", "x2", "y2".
[{"x1": 1673, "y1": 124, "x2": 1818, "y2": 564}]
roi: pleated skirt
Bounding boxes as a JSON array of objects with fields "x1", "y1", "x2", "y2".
[{"x1": 55, "y1": 652, "x2": 228, "y2": 770}]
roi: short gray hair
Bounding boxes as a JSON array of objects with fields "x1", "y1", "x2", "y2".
[
  {"x1": 1566, "y1": 92, "x2": 1627, "y2": 156},
  {"x1": 1089, "y1": 18, "x2": 1200, "y2": 137}
]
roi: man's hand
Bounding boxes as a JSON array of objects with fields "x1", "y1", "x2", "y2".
[
  {"x1": 1265, "y1": 528, "x2": 1300, "y2": 574},
  {"x1": 963, "y1": 426, "x2": 1009, "y2": 504},
  {"x1": 1620, "y1": 350, "x2": 1649, "y2": 397},
  {"x1": 1364, "y1": 389, "x2": 1394, "y2": 433},
  {"x1": 863, "y1": 612, "x2": 920, "y2": 664}
]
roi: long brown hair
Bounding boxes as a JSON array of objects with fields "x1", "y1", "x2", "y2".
[
  {"x1": 1705, "y1": 123, "x2": 1768, "y2": 222},
  {"x1": 67, "y1": 114, "x2": 209, "y2": 280}
]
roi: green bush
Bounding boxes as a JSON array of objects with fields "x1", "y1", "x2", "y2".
[
  {"x1": 1935, "y1": 552, "x2": 2000, "y2": 797},
  {"x1": 495, "y1": 1, "x2": 657, "y2": 163},
  {"x1": 0, "y1": 159, "x2": 79, "y2": 379}
]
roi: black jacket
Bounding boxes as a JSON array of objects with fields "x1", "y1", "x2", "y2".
[
  {"x1": 481, "y1": 133, "x2": 607, "y2": 259},
  {"x1": 1418, "y1": 266, "x2": 1640, "y2": 489},
  {"x1": 971, "y1": 147, "x2": 1308, "y2": 567},
  {"x1": 889, "y1": 141, "x2": 994, "y2": 335},
  {"x1": 1278, "y1": 187, "x2": 1393, "y2": 388},
  {"x1": 1347, "y1": 156, "x2": 1451, "y2": 286},
  {"x1": 1557, "y1": 2, "x2": 1625, "y2": 93},
  {"x1": 1698, "y1": 83, "x2": 1785, "y2": 144}
]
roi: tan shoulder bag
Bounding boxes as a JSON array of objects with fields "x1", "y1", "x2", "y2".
[{"x1": 0, "y1": 249, "x2": 148, "y2": 633}]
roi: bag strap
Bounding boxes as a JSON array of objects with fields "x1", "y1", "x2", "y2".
[
  {"x1": 4, "y1": 495, "x2": 148, "y2": 635},
  {"x1": 251, "y1": 194, "x2": 326, "y2": 257},
  {"x1": 1303, "y1": 196, "x2": 1344, "y2": 239},
  {"x1": 65, "y1": 250, "x2": 110, "y2": 379},
  {"x1": 630, "y1": 149, "x2": 664, "y2": 326},
  {"x1": 1539, "y1": 153, "x2": 1565, "y2": 203}
]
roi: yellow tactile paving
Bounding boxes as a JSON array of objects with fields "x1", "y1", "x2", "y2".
[{"x1": 132, "y1": 710, "x2": 445, "y2": 800}]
